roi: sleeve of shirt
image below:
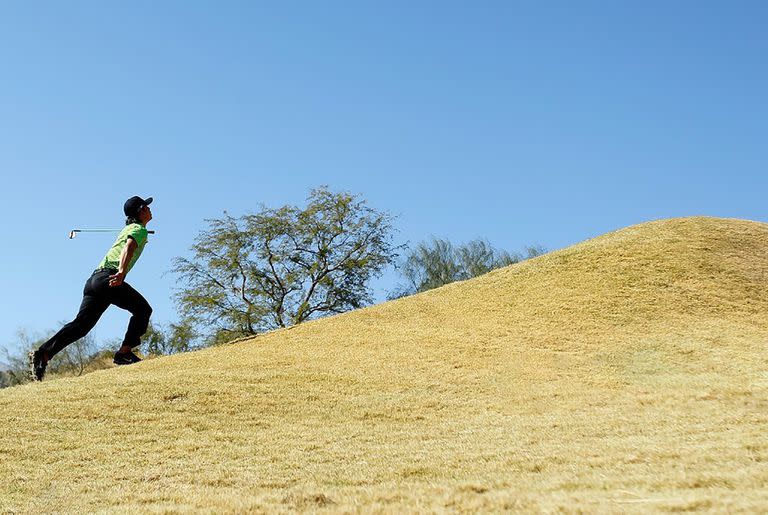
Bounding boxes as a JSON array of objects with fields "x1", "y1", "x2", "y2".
[{"x1": 126, "y1": 224, "x2": 148, "y2": 247}]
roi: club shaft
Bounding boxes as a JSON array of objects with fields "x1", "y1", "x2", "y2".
[{"x1": 72, "y1": 229, "x2": 155, "y2": 233}]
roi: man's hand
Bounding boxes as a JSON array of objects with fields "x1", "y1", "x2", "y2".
[{"x1": 109, "y1": 271, "x2": 126, "y2": 287}]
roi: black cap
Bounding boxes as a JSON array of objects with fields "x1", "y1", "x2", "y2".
[{"x1": 124, "y1": 196, "x2": 153, "y2": 218}]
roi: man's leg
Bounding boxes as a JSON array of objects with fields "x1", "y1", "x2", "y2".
[
  {"x1": 31, "y1": 289, "x2": 109, "y2": 380},
  {"x1": 108, "y1": 281, "x2": 152, "y2": 350},
  {"x1": 38, "y1": 293, "x2": 109, "y2": 359}
]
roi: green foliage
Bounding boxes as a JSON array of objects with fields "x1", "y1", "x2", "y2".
[
  {"x1": 390, "y1": 237, "x2": 546, "y2": 299},
  {"x1": 171, "y1": 186, "x2": 402, "y2": 344},
  {"x1": 0, "y1": 328, "x2": 104, "y2": 388}
]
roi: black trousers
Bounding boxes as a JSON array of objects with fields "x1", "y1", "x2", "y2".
[{"x1": 39, "y1": 269, "x2": 152, "y2": 358}]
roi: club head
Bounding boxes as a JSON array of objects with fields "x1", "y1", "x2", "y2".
[{"x1": 69, "y1": 230, "x2": 77, "y2": 239}]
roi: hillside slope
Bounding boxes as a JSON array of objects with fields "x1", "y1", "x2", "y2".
[{"x1": 2, "y1": 216, "x2": 767, "y2": 513}]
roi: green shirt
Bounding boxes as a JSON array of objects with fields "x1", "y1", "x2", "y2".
[{"x1": 97, "y1": 223, "x2": 149, "y2": 273}]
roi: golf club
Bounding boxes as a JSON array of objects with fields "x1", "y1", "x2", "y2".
[{"x1": 69, "y1": 229, "x2": 156, "y2": 239}]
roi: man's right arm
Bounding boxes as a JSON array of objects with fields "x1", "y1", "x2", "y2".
[{"x1": 109, "y1": 238, "x2": 138, "y2": 287}]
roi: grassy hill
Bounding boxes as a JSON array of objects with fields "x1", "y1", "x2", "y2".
[{"x1": 2, "y1": 216, "x2": 767, "y2": 513}]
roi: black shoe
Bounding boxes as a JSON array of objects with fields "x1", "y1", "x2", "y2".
[
  {"x1": 28, "y1": 350, "x2": 48, "y2": 382},
  {"x1": 113, "y1": 351, "x2": 142, "y2": 366}
]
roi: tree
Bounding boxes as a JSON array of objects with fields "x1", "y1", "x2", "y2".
[
  {"x1": 1, "y1": 329, "x2": 52, "y2": 387},
  {"x1": 0, "y1": 345, "x2": 30, "y2": 388},
  {"x1": 55, "y1": 332, "x2": 100, "y2": 377},
  {"x1": 171, "y1": 187, "x2": 402, "y2": 344},
  {"x1": 143, "y1": 319, "x2": 198, "y2": 356},
  {"x1": 390, "y1": 237, "x2": 546, "y2": 298}
]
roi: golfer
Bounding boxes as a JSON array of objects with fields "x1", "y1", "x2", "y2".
[{"x1": 29, "y1": 196, "x2": 154, "y2": 381}]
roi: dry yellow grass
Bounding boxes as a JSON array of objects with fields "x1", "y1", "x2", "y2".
[{"x1": 2, "y1": 216, "x2": 767, "y2": 513}]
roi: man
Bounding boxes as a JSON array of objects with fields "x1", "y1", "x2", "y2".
[{"x1": 29, "y1": 196, "x2": 155, "y2": 381}]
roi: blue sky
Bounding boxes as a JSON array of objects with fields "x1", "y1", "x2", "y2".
[{"x1": 2, "y1": 1, "x2": 766, "y2": 359}]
